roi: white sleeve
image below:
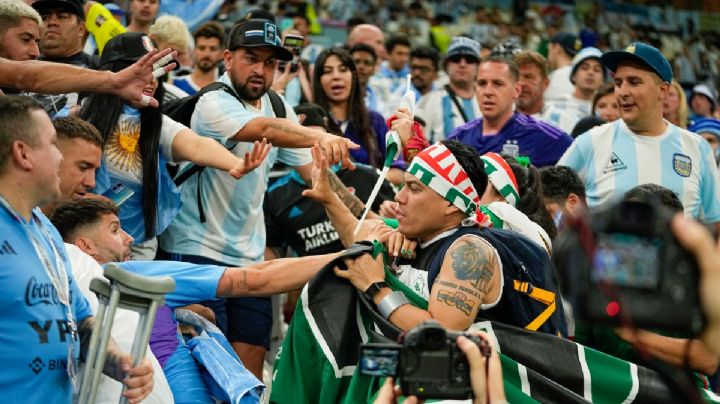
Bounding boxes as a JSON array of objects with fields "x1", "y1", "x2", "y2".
[{"x1": 160, "y1": 114, "x2": 188, "y2": 162}]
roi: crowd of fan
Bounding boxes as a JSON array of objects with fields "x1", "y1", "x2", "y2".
[{"x1": 2, "y1": 0, "x2": 720, "y2": 403}]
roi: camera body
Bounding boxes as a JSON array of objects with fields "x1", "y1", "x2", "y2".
[
  {"x1": 278, "y1": 34, "x2": 304, "y2": 73},
  {"x1": 554, "y1": 198, "x2": 704, "y2": 334},
  {"x1": 359, "y1": 320, "x2": 489, "y2": 400}
]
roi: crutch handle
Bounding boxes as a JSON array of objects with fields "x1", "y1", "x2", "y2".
[{"x1": 104, "y1": 264, "x2": 176, "y2": 295}]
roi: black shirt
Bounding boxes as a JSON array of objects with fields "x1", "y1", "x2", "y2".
[{"x1": 264, "y1": 164, "x2": 396, "y2": 256}]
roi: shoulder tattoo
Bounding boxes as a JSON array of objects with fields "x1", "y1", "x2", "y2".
[{"x1": 449, "y1": 239, "x2": 497, "y2": 294}]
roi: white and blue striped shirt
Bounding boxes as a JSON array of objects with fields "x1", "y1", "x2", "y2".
[
  {"x1": 416, "y1": 87, "x2": 481, "y2": 143},
  {"x1": 158, "y1": 73, "x2": 312, "y2": 265},
  {"x1": 558, "y1": 119, "x2": 720, "y2": 222}
]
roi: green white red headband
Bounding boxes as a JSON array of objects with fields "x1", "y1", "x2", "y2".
[
  {"x1": 480, "y1": 152, "x2": 520, "y2": 206},
  {"x1": 407, "y1": 143, "x2": 480, "y2": 216}
]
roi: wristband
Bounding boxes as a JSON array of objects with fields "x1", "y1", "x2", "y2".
[{"x1": 377, "y1": 290, "x2": 410, "y2": 319}]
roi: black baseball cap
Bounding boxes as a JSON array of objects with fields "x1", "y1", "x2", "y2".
[
  {"x1": 227, "y1": 19, "x2": 293, "y2": 61},
  {"x1": 32, "y1": 0, "x2": 84, "y2": 18},
  {"x1": 550, "y1": 32, "x2": 581, "y2": 57},
  {"x1": 100, "y1": 33, "x2": 157, "y2": 67}
]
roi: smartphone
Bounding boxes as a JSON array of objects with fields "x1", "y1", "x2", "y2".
[
  {"x1": 358, "y1": 343, "x2": 401, "y2": 377},
  {"x1": 103, "y1": 183, "x2": 134, "y2": 207},
  {"x1": 278, "y1": 34, "x2": 304, "y2": 73}
]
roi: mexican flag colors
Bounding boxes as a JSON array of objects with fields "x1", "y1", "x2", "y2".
[{"x1": 270, "y1": 265, "x2": 720, "y2": 404}]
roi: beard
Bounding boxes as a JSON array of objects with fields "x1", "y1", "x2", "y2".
[
  {"x1": 231, "y1": 74, "x2": 270, "y2": 102},
  {"x1": 196, "y1": 58, "x2": 219, "y2": 73}
]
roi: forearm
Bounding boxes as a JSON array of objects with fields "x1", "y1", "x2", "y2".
[
  {"x1": 372, "y1": 289, "x2": 432, "y2": 330},
  {"x1": 637, "y1": 333, "x2": 719, "y2": 374},
  {"x1": 217, "y1": 253, "x2": 339, "y2": 297},
  {"x1": 174, "y1": 132, "x2": 240, "y2": 171},
  {"x1": 235, "y1": 117, "x2": 322, "y2": 146},
  {"x1": 78, "y1": 317, "x2": 127, "y2": 381},
  {"x1": 2, "y1": 60, "x2": 116, "y2": 94}
]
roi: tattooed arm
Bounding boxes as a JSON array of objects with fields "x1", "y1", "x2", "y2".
[
  {"x1": 339, "y1": 235, "x2": 501, "y2": 331},
  {"x1": 215, "y1": 252, "x2": 340, "y2": 297},
  {"x1": 78, "y1": 317, "x2": 154, "y2": 402}
]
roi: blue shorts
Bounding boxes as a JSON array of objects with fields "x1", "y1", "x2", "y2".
[{"x1": 165, "y1": 252, "x2": 272, "y2": 349}]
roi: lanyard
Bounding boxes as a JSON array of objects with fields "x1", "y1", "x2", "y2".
[{"x1": 0, "y1": 195, "x2": 76, "y2": 335}]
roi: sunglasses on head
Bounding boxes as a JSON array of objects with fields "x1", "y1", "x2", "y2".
[{"x1": 447, "y1": 55, "x2": 479, "y2": 64}]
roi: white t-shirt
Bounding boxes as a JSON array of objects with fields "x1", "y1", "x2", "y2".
[
  {"x1": 65, "y1": 244, "x2": 174, "y2": 404},
  {"x1": 544, "y1": 65, "x2": 574, "y2": 103}
]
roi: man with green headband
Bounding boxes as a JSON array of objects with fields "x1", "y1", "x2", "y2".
[{"x1": 304, "y1": 140, "x2": 567, "y2": 335}]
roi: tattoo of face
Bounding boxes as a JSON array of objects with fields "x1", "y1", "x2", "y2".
[
  {"x1": 450, "y1": 240, "x2": 495, "y2": 294},
  {"x1": 436, "y1": 289, "x2": 475, "y2": 315}
]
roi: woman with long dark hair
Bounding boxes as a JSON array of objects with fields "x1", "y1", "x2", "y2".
[
  {"x1": 80, "y1": 33, "x2": 269, "y2": 258},
  {"x1": 312, "y1": 48, "x2": 404, "y2": 182}
]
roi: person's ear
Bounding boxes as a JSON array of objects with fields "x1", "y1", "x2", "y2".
[
  {"x1": 12, "y1": 140, "x2": 33, "y2": 171},
  {"x1": 74, "y1": 237, "x2": 95, "y2": 257}
]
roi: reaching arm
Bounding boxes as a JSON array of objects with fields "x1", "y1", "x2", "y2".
[
  {"x1": 171, "y1": 128, "x2": 271, "y2": 179},
  {"x1": 215, "y1": 252, "x2": 340, "y2": 297},
  {"x1": 0, "y1": 48, "x2": 176, "y2": 107}
]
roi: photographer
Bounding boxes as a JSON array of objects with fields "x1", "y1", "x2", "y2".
[{"x1": 373, "y1": 331, "x2": 507, "y2": 404}]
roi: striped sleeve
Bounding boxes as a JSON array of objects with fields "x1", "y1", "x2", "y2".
[
  {"x1": 557, "y1": 134, "x2": 589, "y2": 180},
  {"x1": 698, "y1": 140, "x2": 720, "y2": 223}
]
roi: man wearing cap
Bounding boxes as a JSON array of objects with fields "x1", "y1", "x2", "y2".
[
  {"x1": 689, "y1": 84, "x2": 718, "y2": 121},
  {"x1": 545, "y1": 32, "x2": 581, "y2": 103},
  {"x1": 558, "y1": 42, "x2": 720, "y2": 231},
  {"x1": 448, "y1": 56, "x2": 573, "y2": 167},
  {"x1": 158, "y1": 19, "x2": 359, "y2": 378},
  {"x1": 33, "y1": 0, "x2": 95, "y2": 68},
  {"x1": 416, "y1": 37, "x2": 482, "y2": 143},
  {"x1": 548, "y1": 46, "x2": 607, "y2": 119}
]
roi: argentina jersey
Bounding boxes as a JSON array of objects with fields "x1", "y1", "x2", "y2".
[
  {"x1": 417, "y1": 88, "x2": 481, "y2": 143},
  {"x1": 558, "y1": 119, "x2": 720, "y2": 222},
  {"x1": 158, "y1": 74, "x2": 311, "y2": 265}
]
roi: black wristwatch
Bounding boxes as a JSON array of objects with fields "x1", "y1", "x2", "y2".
[{"x1": 363, "y1": 281, "x2": 389, "y2": 301}]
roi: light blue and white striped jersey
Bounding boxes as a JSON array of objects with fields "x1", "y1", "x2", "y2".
[
  {"x1": 546, "y1": 94, "x2": 592, "y2": 120},
  {"x1": 558, "y1": 119, "x2": 720, "y2": 222},
  {"x1": 158, "y1": 73, "x2": 312, "y2": 266},
  {"x1": 533, "y1": 103, "x2": 580, "y2": 134},
  {"x1": 416, "y1": 87, "x2": 481, "y2": 143}
]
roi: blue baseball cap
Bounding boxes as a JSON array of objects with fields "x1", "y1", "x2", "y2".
[
  {"x1": 689, "y1": 117, "x2": 720, "y2": 141},
  {"x1": 601, "y1": 42, "x2": 673, "y2": 83}
]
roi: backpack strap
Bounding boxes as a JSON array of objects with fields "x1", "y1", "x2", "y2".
[
  {"x1": 266, "y1": 89, "x2": 287, "y2": 119},
  {"x1": 512, "y1": 280, "x2": 557, "y2": 332},
  {"x1": 444, "y1": 84, "x2": 469, "y2": 123}
]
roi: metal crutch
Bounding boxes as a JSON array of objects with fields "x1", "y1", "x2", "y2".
[{"x1": 76, "y1": 264, "x2": 176, "y2": 404}]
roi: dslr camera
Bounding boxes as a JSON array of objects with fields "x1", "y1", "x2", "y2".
[
  {"x1": 359, "y1": 320, "x2": 490, "y2": 400},
  {"x1": 553, "y1": 198, "x2": 704, "y2": 334}
]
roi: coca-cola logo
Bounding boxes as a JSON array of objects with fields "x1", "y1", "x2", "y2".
[{"x1": 25, "y1": 276, "x2": 60, "y2": 306}]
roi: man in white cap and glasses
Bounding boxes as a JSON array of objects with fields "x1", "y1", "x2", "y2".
[
  {"x1": 558, "y1": 42, "x2": 720, "y2": 235},
  {"x1": 416, "y1": 36, "x2": 482, "y2": 142}
]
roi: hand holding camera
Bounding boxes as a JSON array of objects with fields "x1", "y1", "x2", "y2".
[{"x1": 364, "y1": 321, "x2": 506, "y2": 403}]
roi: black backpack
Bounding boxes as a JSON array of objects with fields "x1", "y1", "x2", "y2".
[{"x1": 163, "y1": 82, "x2": 286, "y2": 222}]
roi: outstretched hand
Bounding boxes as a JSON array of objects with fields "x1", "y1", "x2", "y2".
[
  {"x1": 228, "y1": 139, "x2": 272, "y2": 179},
  {"x1": 318, "y1": 133, "x2": 360, "y2": 170},
  {"x1": 302, "y1": 142, "x2": 334, "y2": 204},
  {"x1": 110, "y1": 48, "x2": 177, "y2": 108}
]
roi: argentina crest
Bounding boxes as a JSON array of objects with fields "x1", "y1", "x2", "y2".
[{"x1": 672, "y1": 153, "x2": 692, "y2": 177}]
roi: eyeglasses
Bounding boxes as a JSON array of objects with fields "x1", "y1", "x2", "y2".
[
  {"x1": 410, "y1": 65, "x2": 433, "y2": 73},
  {"x1": 353, "y1": 58, "x2": 375, "y2": 67},
  {"x1": 447, "y1": 55, "x2": 479, "y2": 65}
]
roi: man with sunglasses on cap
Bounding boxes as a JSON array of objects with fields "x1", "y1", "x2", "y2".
[
  {"x1": 158, "y1": 18, "x2": 359, "y2": 378},
  {"x1": 416, "y1": 37, "x2": 482, "y2": 143},
  {"x1": 558, "y1": 42, "x2": 720, "y2": 234}
]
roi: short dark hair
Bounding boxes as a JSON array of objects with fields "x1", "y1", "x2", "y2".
[
  {"x1": 502, "y1": 155, "x2": 557, "y2": 239},
  {"x1": 194, "y1": 21, "x2": 225, "y2": 44},
  {"x1": 0, "y1": 96, "x2": 44, "y2": 173},
  {"x1": 539, "y1": 166, "x2": 586, "y2": 203},
  {"x1": 349, "y1": 43, "x2": 376, "y2": 62},
  {"x1": 385, "y1": 34, "x2": 411, "y2": 54},
  {"x1": 50, "y1": 198, "x2": 118, "y2": 242},
  {"x1": 481, "y1": 55, "x2": 519, "y2": 82},
  {"x1": 571, "y1": 116, "x2": 606, "y2": 138},
  {"x1": 441, "y1": 140, "x2": 488, "y2": 205},
  {"x1": 410, "y1": 46, "x2": 440, "y2": 72},
  {"x1": 624, "y1": 183, "x2": 683, "y2": 213},
  {"x1": 53, "y1": 117, "x2": 103, "y2": 147}
]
